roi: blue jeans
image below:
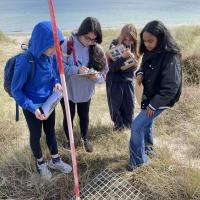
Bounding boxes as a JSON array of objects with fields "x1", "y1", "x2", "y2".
[{"x1": 129, "y1": 109, "x2": 165, "y2": 167}]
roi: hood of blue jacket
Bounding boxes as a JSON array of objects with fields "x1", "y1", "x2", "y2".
[{"x1": 28, "y1": 21, "x2": 64, "y2": 58}]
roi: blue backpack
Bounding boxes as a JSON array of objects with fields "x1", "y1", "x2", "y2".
[{"x1": 4, "y1": 45, "x2": 35, "y2": 121}]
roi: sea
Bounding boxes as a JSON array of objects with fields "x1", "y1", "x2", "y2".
[{"x1": 0, "y1": 0, "x2": 200, "y2": 33}]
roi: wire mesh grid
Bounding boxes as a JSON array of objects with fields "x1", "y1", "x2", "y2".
[
  {"x1": 192, "y1": 186, "x2": 200, "y2": 200},
  {"x1": 71, "y1": 169, "x2": 146, "y2": 200}
]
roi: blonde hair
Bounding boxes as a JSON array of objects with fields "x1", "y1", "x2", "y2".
[{"x1": 118, "y1": 24, "x2": 139, "y2": 60}]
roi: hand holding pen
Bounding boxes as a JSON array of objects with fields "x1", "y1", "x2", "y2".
[
  {"x1": 77, "y1": 60, "x2": 89, "y2": 74},
  {"x1": 77, "y1": 60, "x2": 98, "y2": 79},
  {"x1": 78, "y1": 66, "x2": 89, "y2": 74}
]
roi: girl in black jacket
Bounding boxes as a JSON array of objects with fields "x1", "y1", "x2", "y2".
[
  {"x1": 106, "y1": 24, "x2": 140, "y2": 131},
  {"x1": 128, "y1": 20, "x2": 182, "y2": 170}
]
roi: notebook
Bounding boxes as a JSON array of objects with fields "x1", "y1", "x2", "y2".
[
  {"x1": 73, "y1": 68, "x2": 99, "y2": 76},
  {"x1": 109, "y1": 44, "x2": 136, "y2": 70},
  {"x1": 40, "y1": 90, "x2": 63, "y2": 118}
]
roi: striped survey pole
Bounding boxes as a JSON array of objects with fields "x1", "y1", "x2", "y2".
[{"x1": 48, "y1": 0, "x2": 80, "y2": 199}]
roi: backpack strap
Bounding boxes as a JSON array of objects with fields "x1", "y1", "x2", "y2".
[
  {"x1": 16, "y1": 103, "x2": 19, "y2": 121},
  {"x1": 20, "y1": 44, "x2": 35, "y2": 82},
  {"x1": 26, "y1": 51, "x2": 35, "y2": 83},
  {"x1": 66, "y1": 37, "x2": 77, "y2": 66}
]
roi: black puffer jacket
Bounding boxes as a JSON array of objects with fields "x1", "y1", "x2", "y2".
[
  {"x1": 107, "y1": 39, "x2": 137, "y2": 82},
  {"x1": 137, "y1": 51, "x2": 182, "y2": 110}
]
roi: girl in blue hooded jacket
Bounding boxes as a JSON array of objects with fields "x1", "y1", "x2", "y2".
[{"x1": 11, "y1": 21, "x2": 72, "y2": 180}]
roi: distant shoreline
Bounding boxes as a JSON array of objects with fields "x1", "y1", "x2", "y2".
[
  {"x1": 6, "y1": 27, "x2": 121, "y2": 36},
  {"x1": 5, "y1": 23, "x2": 200, "y2": 36}
]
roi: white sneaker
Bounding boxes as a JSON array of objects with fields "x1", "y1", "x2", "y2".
[
  {"x1": 37, "y1": 162, "x2": 52, "y2": 181},
  {"x1": 48, "y1": 158, "x2": 72, "y2": 174}
]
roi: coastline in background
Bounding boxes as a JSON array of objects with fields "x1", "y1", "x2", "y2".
[{"x1": 1, "y1": 0, "x2": 200, "y2": 33}]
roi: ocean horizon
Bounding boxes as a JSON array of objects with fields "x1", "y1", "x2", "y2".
[{"x1": 1, "y1": 0, "x2": 200, "y2": 33}]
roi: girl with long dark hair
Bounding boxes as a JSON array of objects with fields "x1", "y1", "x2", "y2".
[
  {"x1": 128, "y1": 20, "x2": 182, "y2": 170},
  {"x1": 61, "y1": 17, "x2": 108, "y2": 152}
]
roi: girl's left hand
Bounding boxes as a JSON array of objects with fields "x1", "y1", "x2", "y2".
[
  {"x1": 122, "y1": 49, "x2": 131, "y2": 58},
  {"x1": 136, "y1": 74, "x2": 143, "y2": 86},
  {"x1": 53, "y1": 83, "x2": 62, "y2": 92},
  {"x1": 146, "y1": 106, "x2": 154, "y2": 118}
]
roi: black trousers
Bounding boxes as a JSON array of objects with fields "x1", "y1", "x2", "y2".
[
  {"x1": 60, "y1": 98, "x2": 91, "y2": 141},
  {"x1": 23, "y1": 109, "x2": 58, "y2": 159},
  {"x1": 106, "y1": 80, "x2": 134, "y2": 128}
]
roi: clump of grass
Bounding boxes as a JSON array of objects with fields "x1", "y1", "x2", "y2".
[
  {"x1": 0, "y1": 158, "x2": 74, "y2": 199},
  {"x1": 129, "y1": 148, "x2": 200, "y2": 200},
  {"x1": 102, "y1": 28, "x2": 120, "y2": 50},
  {"x1": 172, "y1": 26, "x2": 200, "y2": 56},
  {"x1": 0, "y1": 31, "x2": 12, "y2": 43},
  {"x1": 182, "y1": 54, "x2": 200, "y2": 86},
  {"x1": 154, "y1": 87, "x2": 200, "y2": 163}
]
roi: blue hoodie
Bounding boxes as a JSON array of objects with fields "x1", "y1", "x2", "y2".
[{"x1": 11, "y1": 21, "x2": 64, "y2": 113}]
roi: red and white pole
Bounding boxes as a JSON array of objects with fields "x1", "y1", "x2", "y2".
[{"x1": 48, "y1": 0, "x2": 80, "y2": 199}]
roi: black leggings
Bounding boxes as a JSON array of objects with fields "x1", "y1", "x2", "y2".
[
  {"x1": 60, "y1": 98, "x2": 91, "y2": 141},
  {"x1": 23, "y1": 109, "x2": 58, "y2": 159}
]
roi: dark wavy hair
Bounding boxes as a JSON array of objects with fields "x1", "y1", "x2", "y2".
[
  {"x1": 76, "y1": 17, "x2": 105, "y2": 71},
  {"x1": 88, "y1": 45, "x2": 106, "y2": 72},
  {"x1": 139, "y1": 20, "x2": 181, "y2": 55},
  {"x1": 76, "y1": 17, "x2": 102, "y2": 44}
]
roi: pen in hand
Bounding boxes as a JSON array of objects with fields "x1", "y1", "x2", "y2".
[{"x1": 77, "y1": 60, "x2": 82, "y2": 66}]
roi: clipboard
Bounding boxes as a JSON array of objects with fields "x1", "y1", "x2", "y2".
[
  {"x1": 40, "y1": 90, "x2": 63, "y2": 118},
  {"x1": 74, "y1": 71, "x2": 100, "y2": 76}
]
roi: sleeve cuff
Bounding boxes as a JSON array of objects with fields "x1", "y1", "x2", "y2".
[
  {"x1": 54, "y1": 79, "x2": 61, "y2": 85},
  {"x1": 148, "y1": 104, "x2": 156, "y2": 111},
  {"x1": 28, "y1": 104, "x2": 38, "y2": 114},
  {"x1": 136, "y1": 71, "x2": 143, "y2": 76}
]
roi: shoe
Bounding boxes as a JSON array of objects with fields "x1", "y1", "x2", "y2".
[
  {"x1": 145, "y1": 146, "x2": 156, "y2": 156},
  {"x1": 48, "y1": 157, "x2": 72, "y2": 174},
  {"x1": 36, "y1": 162, "x2": 52, "y2": 180},
  {"x1": 126, "y1": 164, "x2": 136, "y2": 171},
  {"x1": 127, "y1": 159, "x2": 151, "y2": 171},
  {"x1": 83, "y1": 140, "x2": 93, "y2": 153}
]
